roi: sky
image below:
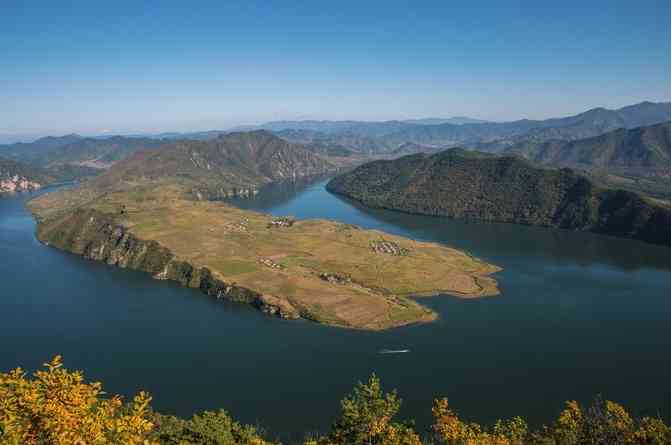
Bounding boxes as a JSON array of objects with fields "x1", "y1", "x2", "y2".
[{"x1": 1, "y1": 0, "x2": 670, "y2": 139}]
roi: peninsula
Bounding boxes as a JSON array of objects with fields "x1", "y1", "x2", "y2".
[{"x1": 28, "y1": 131, "x2": 500, "y2": 330}]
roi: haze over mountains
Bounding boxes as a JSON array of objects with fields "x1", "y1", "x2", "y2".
[{"x1": 2, "y1": 101, "x2": 671, "y2": 193}]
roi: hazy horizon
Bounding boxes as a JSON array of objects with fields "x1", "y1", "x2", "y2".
[{"x1": 2, "y1": 1, "x2": 670, "y2": 139}]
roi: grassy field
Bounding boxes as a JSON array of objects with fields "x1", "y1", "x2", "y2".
[{"x1": 30, "y1": 183, "x2": 501, "y2": 330}]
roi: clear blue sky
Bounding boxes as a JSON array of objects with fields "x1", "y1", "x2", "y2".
[{"x1": 1, "y1": 0, "x2": 670, "y2": 137}]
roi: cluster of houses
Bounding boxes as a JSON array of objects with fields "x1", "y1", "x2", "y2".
[
  {"x1": 258, "y1": 258, "x2": 283, "y2": 270},
  {"x1": 267, "y1": 216, "x2": 295, "y2": 228},
  {"x1": 319, "y1": 272, "x2": 352, "y2": 285},
  {"x1": 369, "y1": 240, "x2": 409, "y2": 256}
]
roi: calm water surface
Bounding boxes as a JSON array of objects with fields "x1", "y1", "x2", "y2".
[{"x1": 2, "y1": 180, "x2": 671, "y2": 440}]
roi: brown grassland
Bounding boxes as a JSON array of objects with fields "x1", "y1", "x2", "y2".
[{"x1": 29, "y1": 182, "x2": 500, "y2": 330}]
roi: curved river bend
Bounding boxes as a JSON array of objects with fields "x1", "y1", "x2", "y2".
[{"x1": 2, "y1": 179, "x2": 671, "y2": 440}]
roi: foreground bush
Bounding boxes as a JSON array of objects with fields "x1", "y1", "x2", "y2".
[
  {"x1": 2, "y1": 357, "x2": 670, "y2": 444},
  {"x1": 0, "y1": 356, "x2": 155, "y2": 445},
  {"x1": 431, "y1": 396, "x2": 671, "y2": 445}
]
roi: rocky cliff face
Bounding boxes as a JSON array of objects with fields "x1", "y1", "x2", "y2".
[
  {"x1": 33, "y1": 207, "x2": 300, "y2": 320},
  {"x1": 1, "y1": 175, "x2": 41, "y2": 192}
]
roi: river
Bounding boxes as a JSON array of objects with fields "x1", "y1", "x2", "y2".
[{"x1": 2, "y1": 179, "x2": 671, "y2": 440}]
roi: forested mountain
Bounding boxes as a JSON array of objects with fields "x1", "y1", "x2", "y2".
[
  {"x1": 327, "y1": 149, "x2": 671, "y2": 246},
  {"x1": 94, "y1": 130, "x2": 337, "y2": 197},
  {"x1": 505, "y1": 121, "x2": 671, "y2": 171}
]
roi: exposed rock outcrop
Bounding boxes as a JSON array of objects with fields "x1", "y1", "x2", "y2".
[
  {"x1": 33, "y1": 208, "x2": 300, "y2": 320},
  {"x1": 1, "y1": 175, "x2": 41, "y2": 193}
]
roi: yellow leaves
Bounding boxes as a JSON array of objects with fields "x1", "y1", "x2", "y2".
[
  {"x1": 4, "y1": 360, "x2": 671, "y2": 445},
  {"x1": 44, "y1": 355, "x2": 64, "y2": 372},
  {"x1": 432, "y1": 398, "x2": 471, "y2": 444},
  {"x1": 0, "y1": 356, "x2": 157, "y2": 445}
]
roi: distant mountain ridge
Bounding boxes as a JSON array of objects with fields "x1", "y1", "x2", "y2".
[
  {"x1": 5, "y1": 101, "x2": 671, "y2": 166},
  {"x1": 0, "y1": 135, "x2": 167, "y2": 168},
  {"x1": 0, "y1": 134, "x2": 83, "y2": 160},
  {"x1": 231, "y1": 116, "x2": 489, "y2": 137},
  {"x1": 327, "y1": 148, "x2": 671, "y2": 246},
  {"x1": 505, "y1": 121, "x2": 671, "y2": 172},
  {"x1": 402, "y1": 117, "x2": 490, "y2": 125},
  {"x1": 383, "y1": 101, "x2": 671, "y2": 148}
]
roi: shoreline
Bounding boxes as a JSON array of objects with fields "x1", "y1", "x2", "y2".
[{"x1": 27, "y1": 186, "x2": 501, "y2": 331}]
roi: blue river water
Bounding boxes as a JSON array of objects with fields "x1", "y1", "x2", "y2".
[{"x1": 2, "y1": 179, "x2": 671, "y2": 440}]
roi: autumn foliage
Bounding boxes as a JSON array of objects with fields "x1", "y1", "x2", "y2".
[
  {"x1": 2, "y1": 357, "x2": 670, "y2": 445},
  {"x1": 0, "y1": 356, "x2": 155, "y2": 445}
]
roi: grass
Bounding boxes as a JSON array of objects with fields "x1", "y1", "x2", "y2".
[{"x1": 29, "y1": 184, "x2": 501, "y2": 330}]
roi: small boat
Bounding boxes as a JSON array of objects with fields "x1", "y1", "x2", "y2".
[{"x1": 379, "y1": 349, "x2": 410, "y2": 354}]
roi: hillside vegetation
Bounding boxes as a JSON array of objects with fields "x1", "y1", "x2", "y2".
[
  {"x1": 93, "y1": 130, "x2": 338, "y2": 198},
  {"x1": 327, "y1": 149, "x2": 671, "y2": 247},
  {"x1": 2, "y1": 357, "x2": 669, "y2": 444}
]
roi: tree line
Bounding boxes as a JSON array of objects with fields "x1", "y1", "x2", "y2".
[{"x1": 1, "y1": 356, "x2": 669, "y2": 444}]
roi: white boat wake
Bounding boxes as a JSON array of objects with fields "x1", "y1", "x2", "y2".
[{"x1": 378, "y1": 349, "x2": 410, "y2": 354}]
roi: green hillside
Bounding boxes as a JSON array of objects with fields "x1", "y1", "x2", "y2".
[{"x1": 327, "y1": 149, "x2": 671, "y2": 246}]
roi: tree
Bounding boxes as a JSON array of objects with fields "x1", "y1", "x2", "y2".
[
  {"x1": 321, "y1": 374, "x2": 420, "y2": 445},
  {"x1": 0, "y1": 356, "x2": 156, "y2": 445},
  {"x1": 150, "y1": 409, "x2": 273, "y2": 445}
]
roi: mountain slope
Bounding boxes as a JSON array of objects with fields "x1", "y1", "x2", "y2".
[
  {"x1": 327, "y1": 149, "x2": 671, "y2": 246},
  {"x1": 93, "y1": 130, "x2": 337, "y2": 198},
  {"x1": 506, "y1": 121, "x2": 671, "y2": 171}
]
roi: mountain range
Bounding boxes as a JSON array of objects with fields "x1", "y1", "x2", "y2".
[{"x1": 3, "y1": 101, "x2": 671, "y2": 187}]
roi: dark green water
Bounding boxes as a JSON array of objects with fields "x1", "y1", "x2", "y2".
[{"x1": 2, "y1": 180, "x2": 671, "y2": 440}]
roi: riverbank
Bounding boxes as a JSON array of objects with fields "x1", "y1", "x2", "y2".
[{"x1": 28, "y1": 183, "x2": 500, "y2": 330}]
